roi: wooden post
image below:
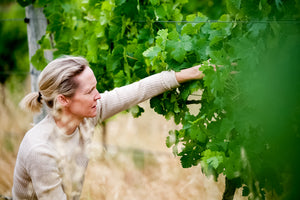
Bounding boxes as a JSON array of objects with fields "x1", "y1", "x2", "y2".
[{"x1": 25, "y1": 4, "x2": 52, "y2": 123}]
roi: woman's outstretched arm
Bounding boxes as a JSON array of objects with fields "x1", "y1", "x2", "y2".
[{"x1": 97, "y1": 65, "x2": 205, "y2": 122}]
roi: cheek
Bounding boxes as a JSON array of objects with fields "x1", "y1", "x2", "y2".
[
  {"x1": 82, "y1": 97, "x2": 95, "y2": 111},
  {"x1": 69, "y1": 94, "x2": 95, "y2": 114},
  {"x1": 70, "y1": 98, "x2": 89, "y2": 111}
]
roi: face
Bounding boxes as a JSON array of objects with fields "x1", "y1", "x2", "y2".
[{"x1": 65, "y1": 67, "x2": 101, "y2": 120}]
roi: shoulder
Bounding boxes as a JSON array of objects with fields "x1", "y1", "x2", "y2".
[
  {"x1": 18, "y1": 116, "x2": 58, "y2": 163},
  {"x1": 21, "y1": 117, "x2": 53, "y2": 145}
]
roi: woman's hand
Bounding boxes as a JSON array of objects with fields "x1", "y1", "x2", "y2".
[
  {"x1": 175, "y1": 60, "x2": 237, "y2": 84},
  {"x1": 175, "y1": 64, "x2": 205, "y2": 84}
]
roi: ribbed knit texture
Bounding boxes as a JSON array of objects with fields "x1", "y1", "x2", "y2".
[{"x1": 12, "y1": 71, "x2": 179, "y2": 200}]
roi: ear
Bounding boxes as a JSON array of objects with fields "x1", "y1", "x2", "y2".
[{"x1": 57, "y1": 94, "x2": 70, "y2": 107}]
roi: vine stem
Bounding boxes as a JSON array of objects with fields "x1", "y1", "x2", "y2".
[{"x1": 222, "y1": 177, "x2": 238, "y2": 200}]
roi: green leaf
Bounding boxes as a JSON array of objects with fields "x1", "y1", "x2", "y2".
[
  {"x1": 113, "y1": 70, "x2": 127, "y2": 87},
  {"x1": 171, "y1": 46, "x2": 186, "y2": 63},
  {"x1": 189, "y1": 125, "x2": 207, "y2": 143},
  {"x1": 166, "y1": 130, "x2": 177, "y2": 148},
  {"x1": 31, "y1": 48, "x2": 48, "y2": 70},
  {"x1": 86, "y1": 36, "x2": 98, "y2": 63},
  {"x1": 201, "y1": 149, "x2": 224, "y2": 170},
  {"x1": 228, "y1": 0, "x2": 241, "y2": 10},
  {"x1": 133, "y1": 62, "x2": 148, "y2": 79},
  {"x1": 150, "y1": 95, "x2": 166, "y2": 115},
  {"x1": 155, "y1": 6, "x2": 166, "y2": 20},
  {"x1": 150, "y1": 0, "x2": 160, "y2": 6},
  {"x1": 168, "y1": 30, "x2": 179, "y2": 40},
  {"x1": 115, "y1": 0, "x2": 126, "y2": 6},
  {"x1": 179, "y1": 142, "x2": 201, "y2": 168},
  {"x1": 102, "y1": 1, "x2": 114, "y2": 11},
  {"x1": 156, "y1": 29, "x2": 168, "y2": 48},
  {"x1": 181, "y1": 34, "x2": 192, "y2": 51},
  {"x1": 181, "y1": 23, "x2": 196, "y2": 35},
  {"x1": 129, "y1": 105, "x2": 145, "y2": 118},
  {"x1": 94, "y1": 24, "x2": 106, "y2": 38},
  {"x1": 172, "y1": 8, "x2": 183, "y2": 21},
  {"x1": 17, "y1": 0, "x2": 33, "y2": 7},
  {"x1": 143, "y1": 46, "x2": 162, "y2": 59}
]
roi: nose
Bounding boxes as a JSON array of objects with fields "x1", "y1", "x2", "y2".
[{"x1": 94, "y1": 90, "x2": 101, "y2": 101}]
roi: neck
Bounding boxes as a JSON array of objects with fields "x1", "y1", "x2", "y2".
[{"x1": 54, "y1": 113, "x2": 83, "y2": 135}]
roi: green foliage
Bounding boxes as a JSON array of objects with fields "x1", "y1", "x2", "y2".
[
  {"x1": 21, "y1": 0, "x2": 300, "y2": 199},
  {"x1": 17, "y1": 0, "x2": 33, "y2": 7},
  {"x1": 0, "y1": 2, "x2": 29, "y2": 85}
]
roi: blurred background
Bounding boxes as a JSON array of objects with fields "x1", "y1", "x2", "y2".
[
  {"x1": 0, "y1": 0, "x2": 31, "y2": 197},
  {"x1": 0, "y1": 1, "x2": 248, "y2": 199}
]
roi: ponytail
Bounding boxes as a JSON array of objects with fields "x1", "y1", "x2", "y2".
[{"x1": 19, "y1": 91, "x2": 43, "y2": 113}]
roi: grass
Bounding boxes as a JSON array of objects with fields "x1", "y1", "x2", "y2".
[
  {"x1": 0, "y1": 79, "x2": 33, "y2": 196},
  {"x1": 81, "y1": 105, "x2": 226, "y2": 200},
  {"x1": 0, "y1": 79, "x2": 246, "y2": 200}
]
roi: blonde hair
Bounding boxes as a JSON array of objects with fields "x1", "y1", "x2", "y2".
[{"x1": 20, "y1": 56, "x2": 89, "y2": 113}]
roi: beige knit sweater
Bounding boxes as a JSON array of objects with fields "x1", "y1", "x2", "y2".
[{"x1": 12, "y1": 71, "x2": 179, "y2": 200}]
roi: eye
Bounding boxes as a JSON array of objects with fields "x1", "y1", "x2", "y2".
[
  {"x1": 86, "y1": 83, "x2": 97, "y2": 94},
  {"x1": 86, "y1": 88, "x2": 94, "y2": 94},
  {"x1": 88, "y1": 88, "x2": 94, "y2": 94}
]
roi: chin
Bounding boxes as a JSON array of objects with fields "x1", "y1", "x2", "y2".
[
  {"x1": 85, "y1": 114, "x2": 96, "y2": 118},
  {"x1": 87, "y1": 112, "x2": 97, "y2": 118},
  {"x1": 85, "y1": 108, "x2": 98, "y2": 118}
]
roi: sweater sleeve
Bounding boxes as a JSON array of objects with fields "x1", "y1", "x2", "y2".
[
  {"x1": 97, "y1": 70, "x2": 180, "y2": 121},
  {"x1": 26, "y1": 145, "x2": 67, "y2": 200}
]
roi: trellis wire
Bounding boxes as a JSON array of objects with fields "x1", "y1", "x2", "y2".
[{"x1": 0, "y1": 17, "x2": 300, "y2": 24}]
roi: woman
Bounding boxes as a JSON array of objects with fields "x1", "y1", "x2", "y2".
[{"x1": 12, "y1": 56, "x2": 205, "y2": 199}]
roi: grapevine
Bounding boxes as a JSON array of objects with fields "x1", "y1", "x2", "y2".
[{"x1": 18, "y1": 0, "x2": 300, "y2": 199}]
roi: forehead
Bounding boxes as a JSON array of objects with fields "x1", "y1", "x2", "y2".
[{"x1": 75, "y1": 67, "x2": 97, "y2": 90}]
